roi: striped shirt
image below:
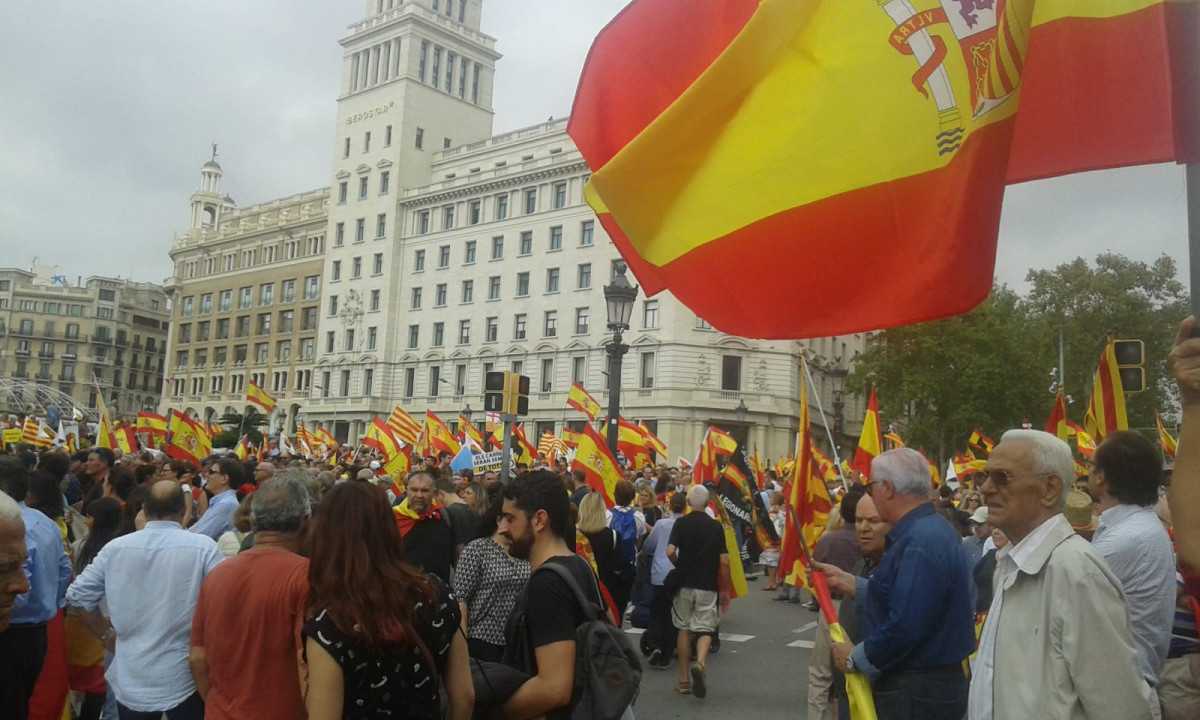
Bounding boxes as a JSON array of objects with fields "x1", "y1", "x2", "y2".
[{"x1": 1093, "y1": 504, "x2": 1176, "y2": 685}]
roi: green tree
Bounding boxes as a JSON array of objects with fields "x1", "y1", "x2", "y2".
[{"x1": 211, "y1": 409, "x2": 271, "y2": 449}]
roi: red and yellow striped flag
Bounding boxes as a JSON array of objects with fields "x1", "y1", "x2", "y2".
[
  {"x1": 566, "y1": 382, "x2": 602, "y2": 420},
  {"x1": 1156, "y1": 412, "x2": 1177, "y2": 459},
  {"x1": 852, "y1": 389, "x2": 882, "y2": 479},
  {"x1": 246, "y1": 381, "x2": 277, "y2": 414},
  {"x1": 780, "y1": 360, "x2": 832, "y2": 589},
  {"x1": 571, "y1": 422, "x2": 624, "y2": 507},
  {"x1": 1084, "y1": 337, "x2": 1128, "y2": 442},
  {"x1": 387, "y1": 405, "x2": 422, "y2": 446},
  {"x1": 136, "y1": 412, "x2": 168, "y2": 437},
  {"x1": 1045, "y1": 391, "x2": 1070, "y2": 443},
  {"x1": 568, "y1": 0, "x2": 1197, "y2": 339},
  {"x1": 638, "y1": 420, "x2": 667, "y2": 458}
]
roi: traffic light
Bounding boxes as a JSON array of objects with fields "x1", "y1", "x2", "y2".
[
  {"x1": 514, "y1": 374, "x2": 530, "y2": 415},
  {"x1": 1113, "y1": 339, "x2": 1145, "y2": 393},
  {"x1": 484, "y1": 371, "x2": 507, "y2": 412}
]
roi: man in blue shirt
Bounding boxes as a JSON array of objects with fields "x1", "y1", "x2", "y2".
[
  {"x1": 816, "y1": 448, "x2": 974, "y2": 720},
  {"x1": 0, "y1": 456, "x2": 71, "y2": 720},
  {"x1": 640, "y1": 490, "x2": 686, "y2": 668},
  {"x1": 190, "y1": 457, "x2": 242, "y2": 540}
]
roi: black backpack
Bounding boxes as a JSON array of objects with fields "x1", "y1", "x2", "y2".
[{"x1": 511, "y1": 561, "x2": 642, "y2": 720}]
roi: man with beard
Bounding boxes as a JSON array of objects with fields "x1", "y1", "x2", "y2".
[
  {"x1": 393, "y1": 470, "x2": 454, "y2": 583},
  {"x1": 499, "y1": 470, "x2": 612, "y2": 720}
]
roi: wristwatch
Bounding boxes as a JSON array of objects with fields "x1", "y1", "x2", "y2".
[{"x1": 844, "y1": 654, "x2": 856, "y2": 672}]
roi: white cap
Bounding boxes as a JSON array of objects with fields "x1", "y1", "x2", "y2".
[{"x1": 969, "y1": 506, "x2": 989, "y2": 525}]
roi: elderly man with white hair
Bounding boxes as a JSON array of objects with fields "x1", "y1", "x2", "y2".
[
  {"x1": 0, "y1": 492, "x2": 32, "y2": 633},
  {"x1": 967, "y1": 429, "x2": 1156, "y2": 720},
  {"x1": 816, "y1": 448, "x2": 975, "y2": 720}
]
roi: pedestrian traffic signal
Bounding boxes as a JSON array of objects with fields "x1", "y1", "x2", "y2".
[
  {"x1": 515, "y1": 374, "x2": 530, "y2": 416},
  {"x1": 483, "y1": 371, "x2": 532, "y2": 415},
  {"x1": 484, "y1": 371, "x2": 507, "y2": 413},
  {"x1": 1113, "y1": 339, "x2": 1145, "y2": 393}
]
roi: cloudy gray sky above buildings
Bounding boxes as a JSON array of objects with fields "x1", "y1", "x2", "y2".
[{"x1": 0, "y1": 0, "x2": 1188, "y2": 299}]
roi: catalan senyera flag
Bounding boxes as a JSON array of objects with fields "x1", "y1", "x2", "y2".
[
  {"x1": 566, "y1": 382, "x2": 602, "y2": 420},
  {"x1": 811, "y1": 445, "x2": 840, "y2": 485},
  {"x1": 21, "y1": 417, "x2": 41, "y2": 445},
  {"x1": 538, "y1": 431, "x2": 567, "y2": 460},
  {"x1": 968, "y1": 430, "x2": 996, "y2": 455},
  {"x1": 246, "y1": 380, "x2": 277, "y2": 414},
  {"x1": 1084, "y1": 337, "x2": 1129, "y2": 442},
  {"x1": 1046, "y1": 391, "x2": 1071, "y2": 442},
  {"x1": 638, "y1": 420, "x2": 667, "y2": 458},
  {"x1": 883, "y1": 431, "x2": 905, "y2": 450},
  {"x1": 1156, "y1": 412, "x2": 1178, "y2": 459},
  {"x1": 852, "y1": 389, "x2": 882, "y2": 478},
  {"x1": 424, "y1": 411, "x2": 461, "y2": 457},
  {"x1": 780, "y1": 361, "x2": 833, "y2": 589},
  {"x1": 167, "y1": 410, "x2": 211, "y2": 466},
  {"x1": 569, "y1": 0, "x2": 1198, "y2": 339},
  {"x1": 571, "y1": 422, "x2": 624, "y2": 507},
  {"x1": 137, "y1": 412, "x2": 168, "y2": 438},
  {"x1": 387, "y1": 405, "x2": 422, "y2": 446}
]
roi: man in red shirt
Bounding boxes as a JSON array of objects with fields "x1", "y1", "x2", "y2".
[{"x1": 189, "y1": 471, "x2": 311, "y2": 719}]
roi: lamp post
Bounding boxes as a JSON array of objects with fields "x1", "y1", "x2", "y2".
[
  {"x1": 830, "y1": 363, "x2": 849, "y2": 451},
  {"x1": 603, "y1": 262, "x2": 638, "y2": 457}
]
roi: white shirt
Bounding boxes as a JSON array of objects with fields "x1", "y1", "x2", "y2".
[
  {"x1": 968, "y1": 514, "x2": 1065, "y2": 720},
  {"x1": 66, "y1": 521, "x2": 224, "y2": 712},
  {"x1": 1092, "y1": 504, "x2": 1176, "y2": 684}
]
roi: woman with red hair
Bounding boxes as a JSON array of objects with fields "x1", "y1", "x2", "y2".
[{"x1": 303, "y1": 482, "x2": 474, "y2": 720}]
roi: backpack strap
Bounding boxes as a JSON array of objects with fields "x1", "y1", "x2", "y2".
[{"x1": 537, "y1": 560, "x2": 604, "y2": 623}]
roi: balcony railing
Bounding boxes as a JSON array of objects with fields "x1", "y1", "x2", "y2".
[
  {"x1": 37, "y1": 351, "x2": 54, "y2": 359},
  {"x1": 58, "y1": 375, "x2": 74, "y2": 383},
  {"x1": 35, "y1": 373, "x2": 52, "y2": 381}
]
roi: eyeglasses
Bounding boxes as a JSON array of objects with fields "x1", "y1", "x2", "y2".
[
  {"x1": 983, "y1": 470, "x2": 1053, "y2": 487},
  {"x1": 864, "y1": 480, "x2": 881, "y2": 496}
]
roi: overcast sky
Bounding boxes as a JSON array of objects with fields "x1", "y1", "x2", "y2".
[{"x1": 0, "y1": 0, "x2": 1189, "y2": 297}]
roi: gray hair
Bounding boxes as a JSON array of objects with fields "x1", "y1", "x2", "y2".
[
  {"x1": 250, "y1": 470, "x2": 312, "y2": 533},
  {"x1": 871, "y1": 448, "x2": 932, "y2": 498},
  {"x1": 0, "y1": 491, "x2": 21, "y2": 525},
  {"x1": 687, "y1": 484, "x2": 709, "y2": 510},
  {"x1": 316, "y1": 471, "x2": 336, "y2": 492},
  {"x1": 999, "y1": 429, "x2": 1074, "y2": 506}
]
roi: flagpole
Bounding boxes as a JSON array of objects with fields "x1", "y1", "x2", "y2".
[
  {"x1": 1189, "y1": 162, "x2": 1200, "y2": 325},
  {"x1": 798, "y1": 350, "x2": 850, "y2": 491}
]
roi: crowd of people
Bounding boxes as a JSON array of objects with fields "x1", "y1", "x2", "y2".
[{"x1": 3, "y1": 315, "x2": 1200, "y2": 719}]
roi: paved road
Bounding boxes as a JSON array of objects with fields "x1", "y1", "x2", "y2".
[{"x1": 626, "y1": 581, "x2": 825, "y2": 720}]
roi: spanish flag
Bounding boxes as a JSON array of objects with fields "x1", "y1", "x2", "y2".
[
  {"x1": 233, "y1": 435, "x2": 251, "y2": 461},
  {"x1": 852, "y1": 389, "x2": 882, "y2": 479},
  {"x1": 638, "y1": 420, "x2": 667, "y2": 458},
  {"x1": 458, "y1": 414, "x2": 484, "y2": 449},
  {"x1": 246, "y1": 381, "x2": 277, "y2": 414},
  {"x1": 968, "y1": 430, "x2": 996, "y2": 455},
  {"x1": 137, "y1": 412, "x2": 168, "y2": 438},
  {"x1": 1156, "y1": 412, "x2": 1178, "y2": 459},
  {"x1": 512, "y1": 423, "x2": 537, "y2": 465},
  {"x1": 601, "y1": 417, "x2": 652, "y2": 470},
  {"x1": 569, "y1": 0, "x2": 1197, "y2": 339},
  {"x1": 167, "y1": 410, "x2": 211, "y2": 467},
  {"x1": 425, "y1": 411, "x2": 461, "y2": 457},
  {"x1": 364, "y1": 417, "x2": 411, "y2": 476},
  {"x1": 1045, "y1": 391, "x2": 1071, "y2": 442},
  {"x1": 571, "y1": 422, "x2": 623, "y2": 507},
  {"x1": 566, "y1": 381, "x2": 602, "y2": 420},
  {"x1": 95, "y1": 388, "x2": 118, "y2": 450},
  {"x1": 1084, "y1": 337, "x2": 1129, "y2": 442}
]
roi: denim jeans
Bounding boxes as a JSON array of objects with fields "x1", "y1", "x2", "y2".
[
  {"x1": 116, "y1": 691, "x2": 204, "y2": 720},
  {"x1": 873, "y1": 669, "x2": 967, "y2": 720},
  {"x1": 646, "y1": 584, "x2": 675, "y2": 657}
]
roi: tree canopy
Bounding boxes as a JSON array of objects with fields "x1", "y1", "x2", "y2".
[
  {"x1": 848, "y1": 253, "x2": 1187, "y2": 464},
  {"x1": 211, "y1": 409, "x2": 271, "y2": 449}
]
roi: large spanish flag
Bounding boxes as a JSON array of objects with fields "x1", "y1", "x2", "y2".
[
  {"x1": 569, "y1": 0, "x2": 1198, "y2": 339},
  {"x1": 572, "y1": 422, "x2": 624, "y2": 507},
  {"x1": 167, "y1": 410, "x2": 211, "y2": 467}
]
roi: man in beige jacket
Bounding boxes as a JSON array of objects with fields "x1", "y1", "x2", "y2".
[{"x1": 969, "y1": 429, "x2": 1156, "y2": 720}]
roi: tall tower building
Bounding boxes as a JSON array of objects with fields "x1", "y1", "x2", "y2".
[{"x1": 313, "y1": 0, "x2": 500, "y2": 435}]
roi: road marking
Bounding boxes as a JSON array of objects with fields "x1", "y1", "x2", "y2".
[
  {"x1": 787, "y1": 639, "x2": 815, "y2": 648},
  {"x1": 793, "y1": 621, "x2": 817, "y2": 634},
  {"x1": 625, "y1": 628, "x2": 645, "y2": 635},
  {"x1": 719, "y1": 633, "x2": 755, "y2": 643}
]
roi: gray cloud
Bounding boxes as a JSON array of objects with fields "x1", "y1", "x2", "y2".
[{"x1": 0, "y1": 0, "x2": 1186, "y2": 298}]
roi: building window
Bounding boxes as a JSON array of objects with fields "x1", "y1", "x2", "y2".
[
  {"x1": 443, "y1": 206, "x2": 455, "y2": 229},
  {"x1": 495, "y1": 194, "x2": 508, "y2": 220},
  {"x1": 414, "y1": 249, "x2": 425, "y2": 272},
  {"x1": 332, "y1": 260, "x2": 342, "y2": 281},
  {"x1": 721, "y1": 355, "x2": 742, "y2": 391},
  {"x1": 380, "y1": 171, "x2": 390, "y2": 194},
  {"x1": 356, "y1": 218, "x2": 365, "y2": 242},
  {"x1": 419, "y1": 211, "x2": 430, "y2": 234},
  {"x1": 418, "y1": 42, "x2": 428, "y2": 82},
  {"x1": 363, "y1": 368, "x2": 374, "y2": 396},
  {"x1": 459, "y1": 320, "x2": 470, "y2": 344},
  {"x1": 696, "y1": 316, "x2": 713, "y2": 330},
  {"x1": 488, "y1": 276, "x2": 500, "y2": 300},
  {"x1": 517, "y1": 272, "x2": 529, "y2": 297},
  {"x1": 373, "y1": 253, "x2": 384, "y2": 275},
  {"x1": 367, "y1": 326, "x2": 377, "y2": 350},
  {"x1": 643, "y1": 300, "x2": 659, "y2": 329},
  {"x1": 351, "y1": 257, "x2": 362, "y2": 279},
  {"x1": 546, "y1": 268, "x2": 559, "y2": 293},
  {"x1": 461, "y1": 280, "x2": 473, "y2": 304},
  {"x1": 338, "y1": 181, "x2": 348, "y2": 203},
  {"x1": 491, "y1": 236, "x2": 503, "y2": 260},
  {"x1": 281, "y1": 280, "x2": 295, "y2": 303},
  {"x1": 435, "y1": 284, "x2": 447, "y2": 307},
  {"x1": 575, "y1": 307, "x2": 589, "y2": 334},
  {"x1": 343, "y1": 137, "x2": 351, "y2": 158},
  {"x1": 370, "y1": 289, "x2": 380, "y2": 311},
  {"x1": 438, "y1": 245, "x2": 450, "y2": 268},
  {"x1": 278, "y1": 310, "x2": 293, "y2": 333},
  {"x1": 377, "y1": 213, "x2": 387, "y2": 238},
  {"x1": 519, "y1": 231, "x2": 533, "y2": 256},
  {"x1": 575, "y1": 263, "x2": 592, "y2": 290},
  {"x1": 261, "y1": 284, "x2": 274, "y2": 306},
  {"x1": 524, "y1": 188, "x2": 537, "y2": 214},
  {"x1": 363, "y1": 130, "x2": 371, "y2": 153},
  {"x1": 485, "y1": 316, "x2": 498, "y2": 342},
  {"x1": 341, "y1": 369, "x2": 351, "y2": 396},
  {"x1": 408, "y1": 325, "x2": 419, "y2": 348},
  {"x1": 404, "y1": 367, "x2": 415, "y2": 398},
  {"x1": 543, "y1": 310, "x2": 557, "y2": 338},
  {"x1": 277, "y1": 340, "x2": 292, "y2": 362},
  {"x1": 640, "y1": 352, "x2": 655, "y2": 388},
  {"x1": 514, "y1": 313, "x2": 527, "y2": 340},
  {"x1": 359, "y1": 176, "x2": 369, "y2": 199},
  {"x1": 198, "y1": 322, "x2": 210, "y2": 342},
  {"x1": 572, "y1": 356, "x2": 586, "y2": 383},
  {"x1": 325, "y1": 332, "x2": 335, "y2": 353},
  {"x1": 464, "y1": 240, "x2": 476, "y2": 264},
  {"x1": 433, "y1": 322, "x2": 444, "y2": 347},
  {"x1": 200, "y1": 293, "x2": 213, "y2": 314},
  {"x1": 411, "y1": 287, "x2": 422, "y2": 309},
  {"x1": 430, "y1": 366, "x2": 442, "y2": 397},
  {"x1": 432, "y1": 47, "x2": 442, "y2": 88},
  {"x1": 469, "y1": 200, "x2": 481, "y2": 225},
  {"x1": 335, "y1": 222, "x2": 345, "y2": 246},
  {"x1": 329, "y1": 295, "x2": 339, "y2": 316},
  {"x1": 345, "y1": 329, "x2": 355, "y2": 351},
  {"x1": 385, "y1": 124, "x2": 392, "y2": 146},
  {"x1": 304, "y1": 276, "x2": 320, "y2": 300},
  {"x1": 549, "y1": 226, "x2": 563, "y2": 251},
  {"x1": 540, "y1": 358, "x2": 554, "y2": 392},
  {"x1": 416, "y1": 126, "x2": 425, "y2": 149}
]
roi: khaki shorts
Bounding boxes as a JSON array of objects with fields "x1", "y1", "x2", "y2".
[{"x1": 672, "y1": 587, "x2": 719, "y2": 633}]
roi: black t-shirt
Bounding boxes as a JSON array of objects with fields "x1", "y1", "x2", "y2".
[
  {"x1": 569, "y1": 485, "x2": 590, "y2": 509},
  {"x1": 402, "y1": 516, "x2": 455, "y2": 585},
  {"x1": 583, "y1": 528, "x2": 618, "y2": 597},
  {"x1": 506, "y1": 554, "x2": 603, "y2": 663},
  {"x1": 667, "y1": 512, "x2": 726, "y2": 592},
  {"x1": 445, "y1": 502, "x2": 478, "y2": 552}
]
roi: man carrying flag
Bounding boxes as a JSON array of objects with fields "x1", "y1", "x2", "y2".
[{"x1": 815, "y1": 449, "x2": 975, "y2": 720}]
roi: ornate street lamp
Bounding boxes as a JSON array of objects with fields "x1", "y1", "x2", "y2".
[
  {"x1": 830, "y1": 363, "x2": 849, "y2": 451},
  {"x1": 603, "y1": 262, "x2": 638, "y2": 457}
]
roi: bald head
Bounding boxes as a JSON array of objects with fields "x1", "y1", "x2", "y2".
[
  {"x1": 144, "y1": 480, "x2": 186, "y2": 521},
  {"x1": 254, "y1": 462, "x2": 276, "y2": 482}
]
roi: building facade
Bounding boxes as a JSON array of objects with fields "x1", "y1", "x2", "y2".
[
  {"x1": 161, "y1": 0, "x2": 872, "y2": 462},
  {"x1": 0, "y1": 268, "x2": 169, "y2": 419},
  {"x1": 160, "y1": 161, "x2": 328, "y2": 430}
]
